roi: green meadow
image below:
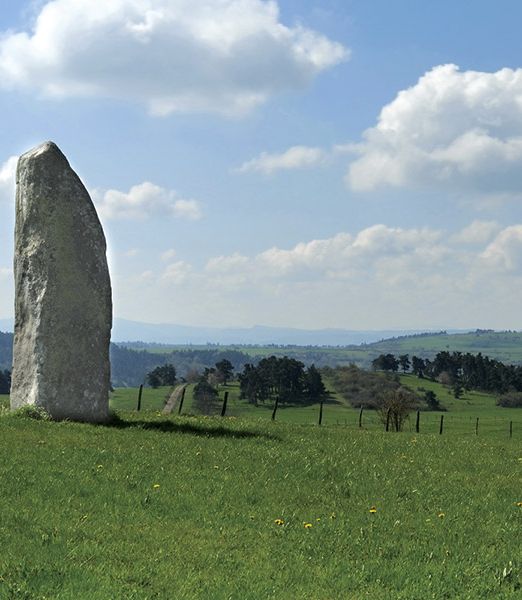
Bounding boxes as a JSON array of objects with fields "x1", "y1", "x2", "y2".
[
  {"x1": 110, "y1": 376, "x2": 522, "y2": 439},
  {"x1": 1, "y1": 373, "x2": 521, "y2": 599}
]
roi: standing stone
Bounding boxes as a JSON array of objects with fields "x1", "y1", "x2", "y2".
[{"x1": 11, "y1": 142, "x2": 112, "y2": 422}]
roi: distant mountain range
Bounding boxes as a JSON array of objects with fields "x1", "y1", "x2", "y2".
[{"x1": 0, "y1": 317, "x2": 466, "y2": 346}]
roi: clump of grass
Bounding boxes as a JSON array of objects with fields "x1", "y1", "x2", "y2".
[{"x1": 10, "y1": 404, "x2": 51, "y2": 420}]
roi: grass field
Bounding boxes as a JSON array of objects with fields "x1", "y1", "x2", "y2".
[
  {"x1": 110, "y1": 377, "x2": 522, "y2": 440},
  {"x1": 0, "y1": 408, "x2": 520, "y2": 599},
  {"x1": 371, "y1": 331, "x2": 522, "y2": 364}
]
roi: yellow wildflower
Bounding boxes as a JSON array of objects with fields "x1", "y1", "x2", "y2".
[
  {"x1": 515, "y1": 502, "x2": 522, "y2": 507},
  {"x1": 304, "y1": 522, "x2": 313, "y2": 529},
  {"x1": 274, "y1": 518, "x2": 284, "y2": 526},
  {"x1": 152, "y1": 483, "x2": 160, "y2": 489},
  {"x1": 438, "y1": 512, "x2": 445, "y2": 518},
  {"x1": 369, "y1": 506, "x2": 377, "y2": 514}
]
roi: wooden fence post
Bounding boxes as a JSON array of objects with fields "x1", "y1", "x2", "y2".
[
  {"x1": 318, "y1": 401, "x2": 323, "y2": 426},
  {"x1": 415, "y1": 410, "x2": 420, "y2": 434},
  {"x1": 475, "y1": 417, "x2": 479, "y2": 436},
  {"x1": 137, "y1": 384, "x2": 143, "y2": 412},
  {"x1": 271, "y1": 397, "x2": 279, "y2": 421},
  {"x1": 439, "y1": 414, "x2": 444, "y2": 435},
  {"x1": 359, "y1": 407, "x2": 363, "y2": 428},
  {"x1": 385, "y1": 409, "x2": 391, "y2": 432},
  {"x1": 177, "y1": 387, "x2": 186, "y2": 415},
  {"x1": 221, "y1": 391, "x2": 229, "y2": 417},
  {"x1": 510, "y1": 421, "x2": 513, "y2": 438}
]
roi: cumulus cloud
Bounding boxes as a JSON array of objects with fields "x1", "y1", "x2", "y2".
[
  {"x1": 0, "y1": 0, "x2": 348, "y2": 116},
  {"x1": 0, "y1": 267, "x2": 12, "y2": 280},
  {"x1": 160, "y1": 248, "x2": 177, "y2": 262},
  {"x1": 452, "y1": 220, "x2": 500, "y2": 244},
  {"x1": 94, "y1": 182, "x2": 203, "y2": 221},
  {"x1": 0, "y1": 156, "x2": 17, "y2": 202},
  {"x1": 161, "y1": 260, "x2": 192, "y2": 284},
  {"x1": 237, "y1": 145, "x2": 327, "y2": 174},
  {"x1": 481, "y1": 226, "x2": 522, "y2": 272},
  {"x1": 347, "y1": 64, "x2": 522, "y2": 194},
  {"x1": 110, "y1": 221, "x2": 522, "y2": 328}
]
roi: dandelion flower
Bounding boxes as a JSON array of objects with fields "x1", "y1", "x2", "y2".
[
  {"x1": 515, "y1": 502, "x2": 522, "y2": 507},
  {"x1": 438, "y1": 512, "x2": 445, "y2": 518},
  {"x1": 274, "y1": 518, "x2": 284, "y2": 526},
  {"x1": 369, "y1": 506, "x2": 377, "y2": 514},
  {"x1": 304, "y1": 522, "x2": 313, "y2": 529},
  {"x1": 152, "y1": 483, "x2": 160, "y2": 489}
]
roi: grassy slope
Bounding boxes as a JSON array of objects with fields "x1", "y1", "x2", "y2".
[
  {"x1": 0, "y1": 411, "x2": 520, "y2": 599},
  {"x1": 371, "y1": 331, "x2": 522, "y2": 363}
]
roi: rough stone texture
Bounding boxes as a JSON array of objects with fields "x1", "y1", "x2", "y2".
[{"x1": 11, "y1": 142, "x2": 112, "y2": 422}]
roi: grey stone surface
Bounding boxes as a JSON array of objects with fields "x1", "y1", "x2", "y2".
[{"x1": 11, "y1": 142, "x2": 112, "y2": 422}]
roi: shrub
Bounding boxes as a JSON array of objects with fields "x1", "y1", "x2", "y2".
[
  {"x1": 193, "y1": 378, "x2": 219, "y2": 415},
  {"x1": 496, "y1": 392, "x2": 522, "y2": 408},
  {"x1": 327, "y1": 365, "x2": 402, "y2": 409},
  {"x1": 378, "y1": 387, "x2": 419, "y2": 431}
]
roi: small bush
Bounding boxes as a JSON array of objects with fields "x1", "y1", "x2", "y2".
[
  {"x1": 378, "y1": 387, "x2": 419, "y2": 431},
  {"x1": 496, "y1": 392, "x2": 522, "y2": 408}
]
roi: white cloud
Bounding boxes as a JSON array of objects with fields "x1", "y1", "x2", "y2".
[
  {"x1": 161, "y1": 260, "x2": 192, "y2": 284},
  {"x1": 160, "y1": 248, "x2": 177, "y2": 262},
  {"x1": 0, "y1": 0, "x2": 348, "y2": 116},
  {"x1": 347, "y1": 64, "x2": 522, "y2": 194},
  {"x1": 452, "y1": 220, "x2": 500, "y2": 244},
  {"x1": 237, "y1": 145, "x2": 326, "y2": 174},
  {"x1": 171, "y1": 199, "x2": 203, "y2": 221},
  {"x1": 481, "y1": 226, "x2": 522, "y2": 272},
  {"x1": 101, "y1": 221, "x2": 522, "y2": 329},
  {"x1": 94, "y1": 181, "x2": 203, "y2": 221},
  {"x1": 206, "y1": 253, "x2": 249, "y2": 272},
  {"x1": 0, "y1": 267, "x2": 12, "y2": 280},
  {"x1": 0, "y1": 156, "x2": 17, "y2": 202}
]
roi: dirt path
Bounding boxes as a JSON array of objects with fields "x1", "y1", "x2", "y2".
[{"x1": 162, "y1": 384, "x2": 187, "y2": 415}]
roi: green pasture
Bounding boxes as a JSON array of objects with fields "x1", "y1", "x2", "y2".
[
  {"x1": 0, "y1": 409, "x2": 520, "y2": 599},
  {"x1": 109, "y1": 377, "x2": 522, "y2": 440},
  {"x1": 371, "y1": 331, "x2": 522, "y2": 363}
]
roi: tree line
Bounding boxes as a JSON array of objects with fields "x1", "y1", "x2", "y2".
[
  {"x1": 0, "y1": 370, "x2": 10, "y2": 395},
  {"x1": 238, "y1": 356, "x2": 326, "y2": 405},
  {"x1": 372, "y1": 351, "x2": 522, "y2": 397}
]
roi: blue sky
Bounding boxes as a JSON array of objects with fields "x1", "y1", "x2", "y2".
[{"x1": 1, "y1": 0, "x2": 522, "y2": 330}]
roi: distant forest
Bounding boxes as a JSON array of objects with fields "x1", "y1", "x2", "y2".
[
  {"x1": 2, "y1": 329, "x2": 522, "y2": 390},
  {"x1": 0, "y1": 331, "x2": 253, "y2": 387}
]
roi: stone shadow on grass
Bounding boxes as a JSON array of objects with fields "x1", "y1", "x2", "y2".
[{"x1": 104, "y1": 414, "x2": 280, "y2": 440}]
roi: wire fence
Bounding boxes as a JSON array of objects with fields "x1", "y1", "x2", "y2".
[
  {"x1": 323, "y1": 409, "x2": 520, "y2": 439},
  {"x1": 178, "y1": 390, "x2": 522, "y2": 439}
]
